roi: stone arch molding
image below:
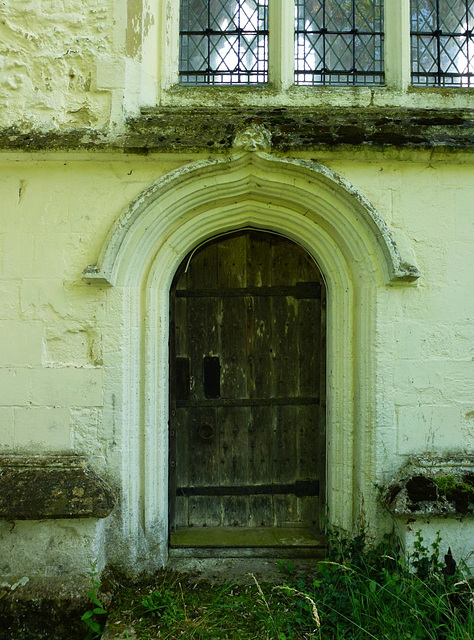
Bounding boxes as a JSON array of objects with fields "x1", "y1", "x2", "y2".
[
  {"x1": 83, "y1": 152, "x2": 419, "y2": 569},
  {"x1": 83, "y1": 153, "x2": 419, "y2": 287}
]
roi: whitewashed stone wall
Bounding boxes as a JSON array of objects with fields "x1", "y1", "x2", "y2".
[
  {"x1": 0, "y1": 153, "x2": 472, "y2": 574},
  {"x1": 0, "y1": 0, "x2": 473, "y2": 577}
]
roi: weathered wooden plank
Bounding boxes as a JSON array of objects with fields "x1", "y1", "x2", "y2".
[
  {"x1": 297, "y1": 406, "x2": 319, "y2": 481},
  {"x1": 274, "y1": 494, "x2": 298, "y2": 526},
  {"x1": 170, "y1": 527, "x2": 325, "y2": 548},
  {"x1": 221, "y1": 496, "x2": 249, "y2": 527},
  {"x1": 174, "y1": 496, "x2": 189, "y2": 528},
  {"x1": 220, "y1": 295, "x2": 247, "y2": 398},
  {"x1": 217, "y1": 234, "x2": 247, "y2": 288},
  {"x1": 218, "y1": 406, "x2": 249, "y2": 486},
  {"x1": 251, "y1": 294, "x2": 272, "y2": 398},
  {"x1": 298, "y1": 297, "x2": 320, "y2": 397},
  {"x1": 247, "y1": 232, "x2": 273, "y2": 288},
  {"x1": 271, "y1": 236, "x2": 320, "y2": 286},
  {"x1": 170, "y1": 407, "x2": 189, "y2": 530},
  {"x1": 298, "y1": 496, "x2": 320, "y2": 531},
  {"x1": 248, "y1": 406, "x2": 273, "y2": 486},
  {"x1": 188, "y1": 408, "x2": 219, "y2": 487},
  {"x1": 187, "y1": 241, "x2": 219, "y2": 290},
  {"x1": 271, "y1": 236, "x2": 304, "y2": 286},
  {"x1": 188, "y1": 496, "x2": 221, "y2": 527},
  {"x1": 273, "y1": 406, "x2": 298, "y2": 486},
  {"x1": 249, "y1": 495, "x2": 274, "y2": 527},
  {"x1": 173, "y1": 296, "x2": 188, "y2": 358},
  {"x1": 273, "y1": 295, "x2": 299, "y2": 398}
]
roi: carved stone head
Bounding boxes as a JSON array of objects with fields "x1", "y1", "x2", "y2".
[{"x1": 233, "y1": 123, "x2": 272, "y2": 152}]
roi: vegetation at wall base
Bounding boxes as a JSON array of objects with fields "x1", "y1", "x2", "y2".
[
  {"x1": 99, "y1": 531, "x2": 473, "y2": 640},
  {"x1": 81, "y1": 565, "x2": 107, "y2": 640}
]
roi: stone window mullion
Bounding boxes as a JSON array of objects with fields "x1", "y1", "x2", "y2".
[
  {"x1": 384, "y1": 0, "x2": 411, "y2": 90},
  {"x1": 270, "y1": 0, "x2": 295, "y2": 89}
]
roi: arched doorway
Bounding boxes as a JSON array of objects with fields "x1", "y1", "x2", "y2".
[
  {"x1": 169, "y1": 230, "x2": 326, "y2": 553},
  {"x1": 84, "y1": 151, "x2": 419, "y2": 570}
]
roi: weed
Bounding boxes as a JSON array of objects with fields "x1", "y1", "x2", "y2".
[
  {"x1": 104, "y1": 533, "x2": 473, "y2": 639},
  {"x1": 141, "y1": 581, "x2": 185, "y2": 627},
  {"x1": 411, "y1": 529, "x2": 444, "y2": 579},
  {"x1": 81, "y1": 564, "x2": 107, "y2": 640}
]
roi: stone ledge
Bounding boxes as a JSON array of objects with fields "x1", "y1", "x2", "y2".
[
  {"x1": 383, "y1": 456, "x2": 474, "y2": 518},
  {"x1": 0, "y1": 455, "x2": 116, "y2": 520},
  {"x1": 0, "y1": 107, "x2": 473, "y2": 152}
]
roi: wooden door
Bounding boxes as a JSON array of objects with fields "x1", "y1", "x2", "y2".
[{"x1": 169, "y1": 231, "x2": 325, "y2": 549}]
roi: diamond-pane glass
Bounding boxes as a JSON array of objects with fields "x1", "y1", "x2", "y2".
[
  {"x1": 295, "y1": 1, "x2": 385, "y2": 86},
  {"x1": 411, "y1": 0, "x2": 474, "y2": 86},
  {"x1": 179, "y1": 0, "x2": 268, "y2": 85}
]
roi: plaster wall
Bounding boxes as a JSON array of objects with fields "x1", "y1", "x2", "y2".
[
  {"x1": 1, "y1": 0, "x2": 473, "y2": 136},
  {"x1": 0, "y1": 152, "x2": 473, "y2": 575},
  {"x1": 1, "y1": 0, "x2": 116, "y2": 129}
]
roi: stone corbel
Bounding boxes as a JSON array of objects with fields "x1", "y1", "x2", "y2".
[
  {"x1": 0, "y1": 455, "x2": 116, "y2": 520},
  {"x1": 383, "y1": 456, "x2": 474, "y2": 518}
]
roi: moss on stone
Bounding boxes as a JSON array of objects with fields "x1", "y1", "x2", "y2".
[{"x1": 434, "y1": 474, "x2": 474, "y2": 514}]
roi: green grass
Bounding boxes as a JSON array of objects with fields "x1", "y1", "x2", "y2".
[{"x1": 101, "y1": 533, "x2": 474, "y2": 640}]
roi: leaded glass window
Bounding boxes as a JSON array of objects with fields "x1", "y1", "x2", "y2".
[
  {"x1": 295, "y1": 0, "x2": 385, "y2": 85},
  {"x1": 411, "y1": 1, "x2": 474, "y2": 86},
  {"x1": 179, "y1": 0, "x2": 269, "y2": 85}
]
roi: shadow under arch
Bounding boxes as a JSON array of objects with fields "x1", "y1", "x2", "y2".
[{"x1": 83, "y1": 152, "x2": 419, "y2": 570}]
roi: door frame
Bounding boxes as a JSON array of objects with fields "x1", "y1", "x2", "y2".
[
  {"x1": 143, "y1": 205, "x2": 357, "y2": 565},
  {"x1": 84, "y1": 153, "x2": 419, "y2": 571}
]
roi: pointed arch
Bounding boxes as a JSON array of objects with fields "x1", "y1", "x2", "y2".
[
  {"x1": 83, "y1": 153, "x2": 419, "y2": 287},
  {"x1": 85, "y1": 154, "x2": 419, "y2": 571}
]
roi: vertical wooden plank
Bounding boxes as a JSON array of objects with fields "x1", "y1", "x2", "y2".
[
  {"x1": 172, "y1": 407, "x2": 189, "y2": 530},
  {"x1": 272, "y1": 295, "x2": 298, "y2": 398},
  {"x1": 188, "y1": 407, "x2": 219, "y2": 487},
  {"x1": 271, "y1": 236, "x2": 303, "y2": 286},
  {"x1": 188, "y1": 241, "x2": 219, "y2": 289},
  {"x1": 298, "y1": 496, "x2": 320, "y2": 532},
  {"x1": 217, "y1": 233, "x2": 247, "y2": 288},
  {"x1": 251, "y1": 295, "x2": 273, "y2": 399},
  {"x1": 274, "y1": 494, "x2": 298, "y2": 526},
  {"x1": 249, "y1": 495, "x2": 274, "y2": 527},
  {"x1": 218, "y1": 406, "x2": 249, "y2": 486},
  {"x1": 174, "y1": 496, "x2": 189, "y2": 528},
  {"x1": 221, "y1": 496, "x2": 249, "y2": 527},
  {"x1": 189, "y1": 496, "x2": 221, "y2": 527},
  {"x1": 187, "y1": 238, "x2": 219, "y2": 403},
  {"x1": 296, "y1": 406, "x2": 319, "y2": 480},
  {"x1": 220, "y1": 295, "x2": 247, "y2": 398},
  {"x1": 173, "y1": 296, "x2": 188, "y2": 358},
  {"x1": 247, "y1": 232, "x2": 273, "y2": 287},
  {"x1": 273, "y1": 405, "x2": 297, "y2": 485},
  {"x1": 219, "y1": 402, "x2": 251, "y2": 528},
  {"x1": 271, "y1": 235, "x2": 320, "y2": 286},
  {"x1": 248, "y1": 406, "x2": 273, "y2": 485},
  {"x1": 298, "y1": 297, "x2": 320, "y2": 397}
]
